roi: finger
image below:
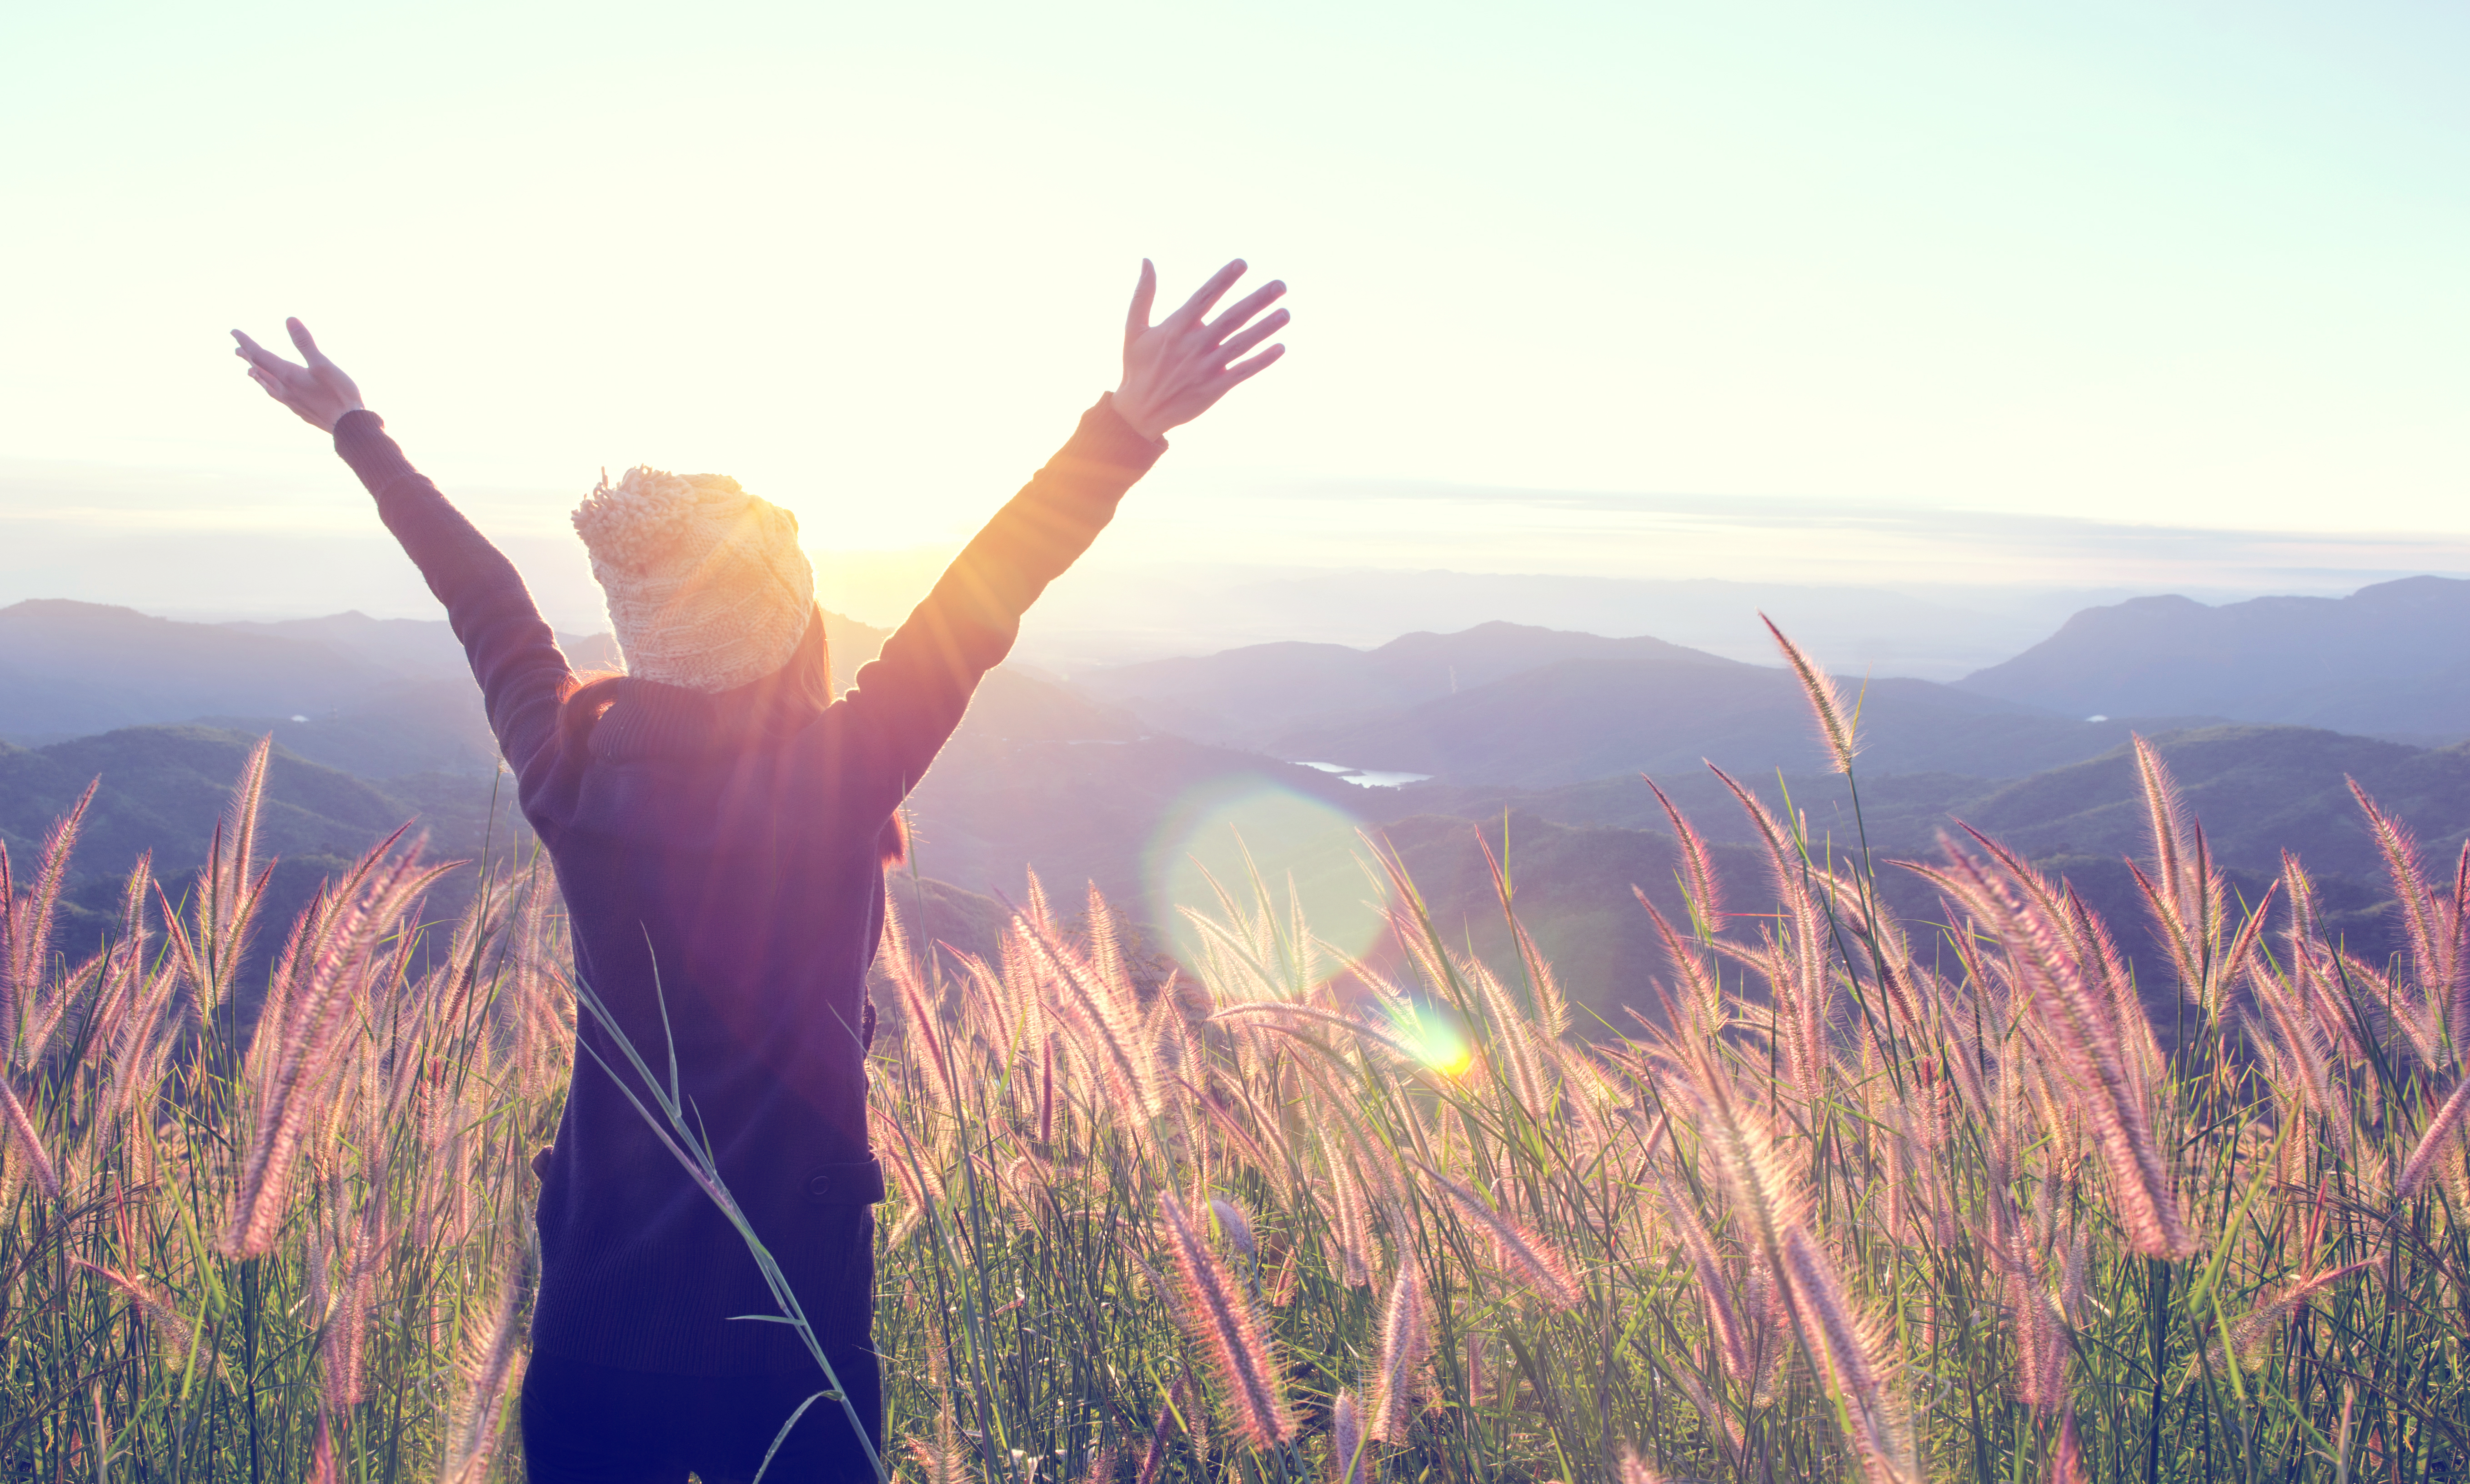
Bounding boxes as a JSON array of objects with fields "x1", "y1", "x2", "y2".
[
  {"x1": 287, "y1": 317, "x2": 331, "y2": 366},
  {"x1": 1215, "y1": 342, "x2": 1285, "y2": 389},
  {"x1": 1124, "y1": 259, "x2": 1157, "y2": 352},
  {"x1": 1166, "y1": 259, "x2": 1247, "y2": 328},
  {"x1": 1203, "y1": 281, "x2": 1286, "y2": 342},
  {"x1": 1212, "y1": 307, "x2": 1289, "y2": 366},
  {"x1": 231, "y1": 331, "x2": 301, "y2": 376}
]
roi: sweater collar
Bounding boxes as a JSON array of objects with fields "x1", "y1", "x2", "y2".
[{"x1": 588, "y1": 606, "x2": 833, "y2": 761}]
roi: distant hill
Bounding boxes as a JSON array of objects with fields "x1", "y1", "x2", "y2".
[
  {"x1": 0, "y1": 725, "x2": 539, "y2": 974},
  {"x1": 1071, "y1": 622, "x2": 1742, "y2": 748},
  {"x1": 1071, "y1": 620, "x2": 2226, "y2": 786},
  {"x1": 901, "y1": 726, "x2": 1369, "y2": 912},
  {"x1": 0, "y1": 600, "x2": 894, "y2": 776},
  {"x1": 0, "y1": 601, "x2": 383, "y2": 738},
  {"x1": 1959, "y1": 575, "x2": 2470, "y2": 744},
  {"x1": 1253, "y1": 646, "x2": 2218, "y2": 787},
  {"x1": 1383, "y1": 722, "x2": 2470, "y2": 886}
]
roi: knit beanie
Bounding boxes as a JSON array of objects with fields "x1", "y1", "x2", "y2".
[{"x1": 570, "y1": 466, "x2": 816, "y2": 693}]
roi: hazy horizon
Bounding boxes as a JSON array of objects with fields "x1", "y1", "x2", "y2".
[{"x1": 9, "y1": 450, "x2": 2469, "y2": 678}]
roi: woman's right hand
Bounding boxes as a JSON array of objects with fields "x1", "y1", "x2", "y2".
[
  {"x1": 232, "y1": 317, "x2": 366, "y2": 432},
  {"x1": 1111, "y1": 260, "x2": 1288, "y2": 441}
]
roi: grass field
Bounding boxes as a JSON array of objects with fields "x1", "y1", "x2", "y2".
[{"x1": 5, "y1": 638, "x2": 2468, "y2": 1481}]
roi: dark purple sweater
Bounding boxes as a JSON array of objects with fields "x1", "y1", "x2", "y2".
[{"x1": 335, "y1": 398, "x2": 1164, "y2": 1373}]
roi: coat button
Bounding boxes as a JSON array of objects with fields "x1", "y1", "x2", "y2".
[{"x1": 805, "y1": 1172, "x2": 832, "y2": 1201}]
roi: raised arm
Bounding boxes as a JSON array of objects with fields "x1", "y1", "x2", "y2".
[
  {"x1": 232, "y1": 319, "x2": 573, "y2": 782},
  {"x1": 832, "y1": 259, "x2": 1290, "y2": 805}
]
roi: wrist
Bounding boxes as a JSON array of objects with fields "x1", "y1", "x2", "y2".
[{"x1": 1108, "y1": 388, "x2": 1167, "y2": 442}]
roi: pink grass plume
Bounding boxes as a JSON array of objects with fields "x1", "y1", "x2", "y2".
[
  {"x1": 1643, "y1": 776, "x2": 1726, "y2": 933},
  {"x1": 0, "y1": 1074, "x2": 59, "y2": 1202},
  {"x1": 1369, "y1": 1259, "x2": 1432, "y2": 1439},
  {"x1": 1762, "y1": 613, "x2": 1860, "y2": 774},
  {"x1": 1619, "y1": 1447, "x2": 1668, "y2": 1484},
  {"x1": 2396, "y1": 1074, "x2": 2470, "y2": 1201},
  {"x1": 1134, "y1": 1375, "x2": 1187, "y2": 1484},
  {"x1": 1158, "y1": 1192, "x2": 1295, "y2": 1449},
  {"x1": 1330, "y1": 1391, "x2": 1365, "y2": 1484},
  {"x1": 2049, "y1": 1412, "x2": 2088, "y2": 1484},
  {"x1": 1417, "y1": 1162, "x2": 1583, "y2": 1310}
]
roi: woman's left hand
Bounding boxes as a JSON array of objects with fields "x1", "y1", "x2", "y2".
[
  {"x1": 1111, "y1": 259, "x2": 1288, "y2": 441},
  {"x1": 232, "y1": 317, "x2": 366, "y2": 432}
]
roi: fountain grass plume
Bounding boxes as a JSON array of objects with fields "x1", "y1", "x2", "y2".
[
  {"x1": 2396, "y1": 1073, "x2": 2470, "y2": 1200},
  {"x1": 1209, "y1": 1000, "x2": 1423, "y2": 1063},
  {"x1": 1643, "y1": 774, "x2": 1726, "y2": 933},
  {"x1": 436, "y1": 1238, "x2": 532, "y2": 1484},
  {"x1": 1157, "y1": 1191, "x2": 1294, "y2": 1449},
  {"x1": 1462, "y1": 953, "x2": 1551, "y2": 1118},
  {"x1": 1016, "y1": 912, "x2": 1163, "y2": 1123},
  {"x1": 2348, "y1": 778, "x2": 2470, "y2": 1054},
  {"x1": 1316, "y1": 1129, "x2": 1375, "y2": 1288},
  {"x1": 2248, "y1": 950, "x2": 2347, "y2": 1137},
  {"x1": 1705, "y1": 762, "x2": 1810, "y2": 911},
  {"x1": 2218, "y1": 1260, "x2": 2377, "y2": 1372},
  {"x1": 324, "y1": 1169, "x2": 390, "y2": 1407},
  {"x1": 1475, "y1": 829, "x2": 1571, "y2": 1039},
  {"x1": 70, "y1": 1257, "x2": 190, "y2": 1359},
  {"x1": 0, "y1": 1071, "x2": 58, "y2": 1201},
  {"x1": 1618, "y1": 1446, "x2": 1668, "y2": 1484},
  {"x1": 1649, "y1": 1163, "x2": 1756, "y2": 1383},
  {"x1": 1330, "y1": 1390, "x2": 1365, "y2": 1484},
  {"x1": 2131, "y1": 735, "x2": 2198, "y2": 913},
  {"x1": 1634, "y1": 887, "x2": 1725, "y2": 1033},
  {"x1": 3, "y1": 779, "x2": 93, "y2": 1058},
  {"x1": 1368, "y1": 1258, "x2": 1430, "y2": 1440},
  {"x1": 1209, "y1": 1195, "x2": 1258, "y2": 1261},
  {"x1": 880, "y1": 894, "x2": 962, "y2": 1118},
  {"x1": 1663, "y1": 1035, "x2": 1802, "y2": 1276},
  {"x1": 2453, "y1": 840, "x2": 2470, "y2": 1046},
  {"x1": 1134, "y1": 1375, "x2": 1187, "y2": 1484},
  {"x1": 307, "y1": 1412, "x2": 340, "y2": 1484},
  {"x1": 1762, "y1": 613, "x2": 1860, "y2": 773},
  {"x1": 186, "y1": 735, "x2": 277, "y2": 1026},
  {"x1": 1415, "y1": 1160, "x2": 1583, "y2": 1311},
  {"x1": 221, "y1": 835, "x2": 446, "y2": 1258},
  {"x1": 2051, "y1": 1412, "x2": 2089, "y2": 1484},
  {"x1": 1780, "y1": 1224, "x2": 1917, "y2": 1484},
  {"x1": 1929, "y1": 837, "x2": 2198, "y2": 1258}
]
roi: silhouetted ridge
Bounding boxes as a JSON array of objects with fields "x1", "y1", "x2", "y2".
[{"x1": 1959, "y1": 575, "x2": 2470, "y2": 742}]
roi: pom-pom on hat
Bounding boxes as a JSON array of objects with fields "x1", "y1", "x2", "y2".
[{"x1": 571, "y1": 466, "x2": 816, "y2": 693}]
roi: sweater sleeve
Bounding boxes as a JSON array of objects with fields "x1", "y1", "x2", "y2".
[
  {"x1": 333, "y1": 411, "x2": 573, "y2": 784},
  {"x1": 825, "y1": 394, "x2": 1165, "y2": 810}
]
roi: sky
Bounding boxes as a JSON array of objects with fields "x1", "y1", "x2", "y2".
[{"x1": 3, "y1": 0, "x2": 2466, "y2": 634}]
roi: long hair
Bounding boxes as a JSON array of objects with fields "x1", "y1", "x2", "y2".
[
  {"x1": 551, "y1": 614, "x2": 906, "y2": 867},
  {"x1": 556, "y1": 671, "x2": 628, "y2": 754}
]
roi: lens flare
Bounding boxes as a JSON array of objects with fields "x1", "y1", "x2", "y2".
[
  {"x1": 1388, "y1": 1000, "x2": 1474, "y2": 1078},
  {"x1": 1143, "y1": 776, "x2": 1390, "y2": 985}
]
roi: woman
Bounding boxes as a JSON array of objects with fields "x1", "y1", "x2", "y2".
[{"x1": 231, "y1": 260, "x2": 1288, "y2": 1482}]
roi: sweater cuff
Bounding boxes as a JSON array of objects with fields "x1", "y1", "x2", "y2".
[
  {"x1": 1088, "y1": 393, "x2": 1170, "y2": 471},
  {"x1": 333, "y1": 409, "x2": 421, "y2": 497}
]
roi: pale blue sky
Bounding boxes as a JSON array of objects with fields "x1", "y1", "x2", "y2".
[{"x1": 3, "y1": 1, "x2": 2465, "y2": 607}]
